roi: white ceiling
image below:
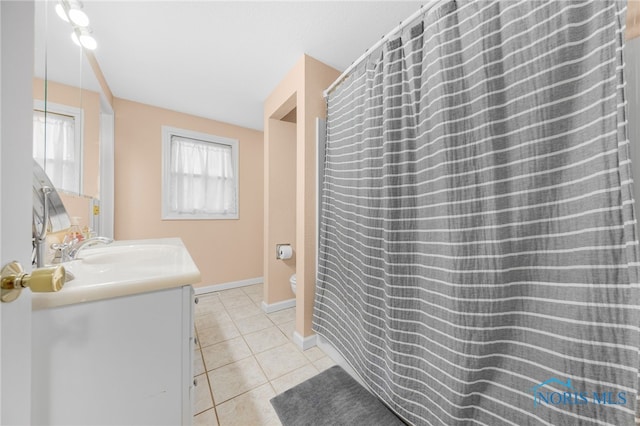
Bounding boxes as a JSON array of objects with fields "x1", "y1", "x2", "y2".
[{"x1": 39, "y1": 1, "x2": 425, "y2": 131}]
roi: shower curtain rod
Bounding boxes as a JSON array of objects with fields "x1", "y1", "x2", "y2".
[{"x1": 323, "y1": 0, "x2": 447, "y2": 98}]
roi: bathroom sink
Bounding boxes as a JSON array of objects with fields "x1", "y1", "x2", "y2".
[
  {"x1": 32, "y1": 238, "x2": 201, "y2": 310},
  {"x1": 79, "y1": 244, "x2": 181, "y2": 265}
]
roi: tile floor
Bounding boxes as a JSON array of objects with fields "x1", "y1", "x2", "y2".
[{"x1": 193, "y1": 283, "x2": 336, "y2": 426}]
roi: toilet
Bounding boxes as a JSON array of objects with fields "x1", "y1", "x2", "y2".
[{"x1": 290, "y1": 274, "x2": 297, "y2": 295}]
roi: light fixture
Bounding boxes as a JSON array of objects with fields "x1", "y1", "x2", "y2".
[
  {"x1": 68, "y1": 8, "x2": 89, "y2": 27},
  {"x1": 56, "y1": 0, "x2": 97, "y2": 50},
  {"x1": 71, "y1": 28, "x2": 97, "y2": 51},
  {"x1": 56, "y1": 0, "x2": 89, "y2": 27},
  {"x1": 79, "y1": 34, "x2": 97, "y2": 50},
  {"x1": 55, "y1": 4, "x2": 69, "y2": 22}
]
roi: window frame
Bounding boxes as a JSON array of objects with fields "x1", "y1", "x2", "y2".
[
  {"x1": 33, "y1": 100, "x2": 84, "y2": 195},
  {"x1": 161, "y1": 126, "x2": 240, "y2": 220}
]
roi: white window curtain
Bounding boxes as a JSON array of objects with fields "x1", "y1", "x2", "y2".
[
  {"x1": 168, "y1": 135, "x2": 237, "y2": 216},
  {"x1": 32, "y1": 110, "x2": 80, "y2": 193}
]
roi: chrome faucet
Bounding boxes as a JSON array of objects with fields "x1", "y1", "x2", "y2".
[
  {"x1": 52, "y1": 236, "x2": 113, "y2": 263},
  {"x1": 69, "y1": 236, "x2": 114, "y2": 259}
]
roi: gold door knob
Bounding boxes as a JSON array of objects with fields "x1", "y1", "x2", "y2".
[
  {"x1": 23, "y1": 266, "x2": 65, "y2": 292},
  {"x1": 1, "y1": 261, "x2": 65, "y2": 303}
]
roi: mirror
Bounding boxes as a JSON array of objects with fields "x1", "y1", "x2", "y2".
[
  {"x1": 33, "y1": 159, "x2": 71, "y2": 265},
  {"x1": 33, "y1": 159, "x2": 71, "y2": 234},
  {"x1": 33, "y1": 0, "x2": 106, "y2": 236}
]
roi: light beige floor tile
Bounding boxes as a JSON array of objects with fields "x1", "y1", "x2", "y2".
[
  {"x1": 195, "y1": 299, "x2": 224, "y2": 318},
  {"x1": 194, "y1": 408, "x2": 219, "y2": 426},
  {"x1": 194, "y1": 348, "x2": 206, "y2": 376},
  {"x1": 195, "y1": 309, "x2": 233, "y2": 331},
  {"x1": 276, "y1": 320, "x2": 295, "y2": 341},
  {"x1": 244, "y1": 282, "x2": 263, "y2": 291},
  {"x1": 302, "y1": 346, "x2": 326, "y2": 362},
  {"x1": 218, "y1": 288, "x2": 247, "y2": 298},
  {"x1": 194, "y1": 373, "x2": 213, "y2": 415},
  {"x1": 195, "y1": 293, "x2": 222, "y2": 312},
  {"x1": 227, "y1": 302, "x2": 263, "y2": 322},
  {"x1": 247, "y1": 292, "x2": 263, "y2": 304},
  {"x1": 243, "y1": 326, "x2": 288, "y2": 354},
  {"x1": 208, "y1": 357, "x2": 268, "y2": 404},
  {"x1": 234, "y1": 314, "x2": 274, "y2": 335},
  {"x1": 267, "y1": 308, "x2": 295, "y2": 325},
  {"x1": 196, "y1": 293, "x2": 221, "y2": 305},
  {"x1": 202, "y1": 336, "x2": 252, "y2": 371},
  {"x1": 220, "y1": 294, "x2": 254, "y2": 310},
  {"x1": 216, "y1": 383, "x2": 280, "y2": 426},
  {"x1": 255, "y1": 343, "x2": 310, "y2": 380},
  {"x1": 242, "y1": 283, "x2": 263, "y2": 296},
  {"x1": 198, "y1": 321, "x2": 241, "y2": 348},
  {"x1": 313, "y1": 356, "x2": 337, "y2": 372},
  {"x1": 196, "y1": 296, "x2": 223, "y2": 309},
  {"x1": 270, "y1": 364, "x2": 319, "y2": 395}
]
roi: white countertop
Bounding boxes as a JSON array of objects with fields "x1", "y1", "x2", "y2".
[{"x1": 32, "y1": 238, "x2": 201, "y2": 310}]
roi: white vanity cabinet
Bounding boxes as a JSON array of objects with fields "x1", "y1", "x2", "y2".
[{"x1": 32, "y1": 285, "x2": 195, "y2": 425}]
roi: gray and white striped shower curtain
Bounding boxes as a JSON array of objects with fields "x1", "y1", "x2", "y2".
[{"x1": 313, "y1": 1, "x2": 640, "y2": 425}]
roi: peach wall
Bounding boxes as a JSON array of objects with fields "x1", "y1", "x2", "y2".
[
  {"x1": 114, "y1": 98, "x2": 263, "y2": 287},
  {"x1": 33, "y1": 78, "x2": 100, "y2": 230},
  {"x1": 264, "y1": 55, "x2": 340, "y2": 337},
  {"x1": 628, "y1": 0, "x2": 640, "y2": 40},
  {"x1": 264, "y1": 57, "x2": 303, "y2": 313},
  {"x1": 264, "y1": 119, "x2": 297, "y2": 303},
  {"x1": 58, "y1": 193, "x2": 91, "y2": 230}
]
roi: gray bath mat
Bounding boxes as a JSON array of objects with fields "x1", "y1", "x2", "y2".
[{"x1": 270, "y1": 365, "x2": 405, "y2": 426}]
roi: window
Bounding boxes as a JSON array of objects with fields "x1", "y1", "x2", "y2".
[
  {"x1": 162, "y1": 126, "x2": 239, "y2": 220},
  {"x1": 32, "y1": 101, "x2": 83, "y2": 194}
]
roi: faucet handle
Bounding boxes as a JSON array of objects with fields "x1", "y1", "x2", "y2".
[
  {"x1": 62, "y1": 233, "x2": 81, "y2": 246},
  {"x1": 51, "y1": 242, "x2": 72, "y2": 263}
]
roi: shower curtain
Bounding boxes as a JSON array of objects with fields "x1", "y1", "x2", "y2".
[{"x1": 313, "y1": 1, "x2": 640, "y2": 425}]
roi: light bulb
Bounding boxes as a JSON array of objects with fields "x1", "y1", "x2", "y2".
[
  {"x1": 55, "y1": 4, "x2": 69, "y2": 22},
  {"x1": 71, "y1": 32, "x2": 81, "y2": 46},
  {"x1": 68, "y1": 8, "x2": 89, "y2": 27},
  {"x1": 71, "y1": 32, "x2": 97, "y2": 50},
  {"x1": 79, "y1": 34, "x2": 97, "y2": 50}
]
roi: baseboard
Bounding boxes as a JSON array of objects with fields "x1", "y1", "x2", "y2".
[
  {"x1": 194, "y1": 277, "x2": 263, "y2": 295},
  {"x1": 261, "y1": 298, "x2": 296, "y2": 313},
  {"x1": 293, "y1": 331, "x2": 317, "y2": 350}
]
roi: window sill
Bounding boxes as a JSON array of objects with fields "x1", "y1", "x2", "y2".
[{"x1": 161, "y1": 213, "x2": 239, "y2": 221}]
